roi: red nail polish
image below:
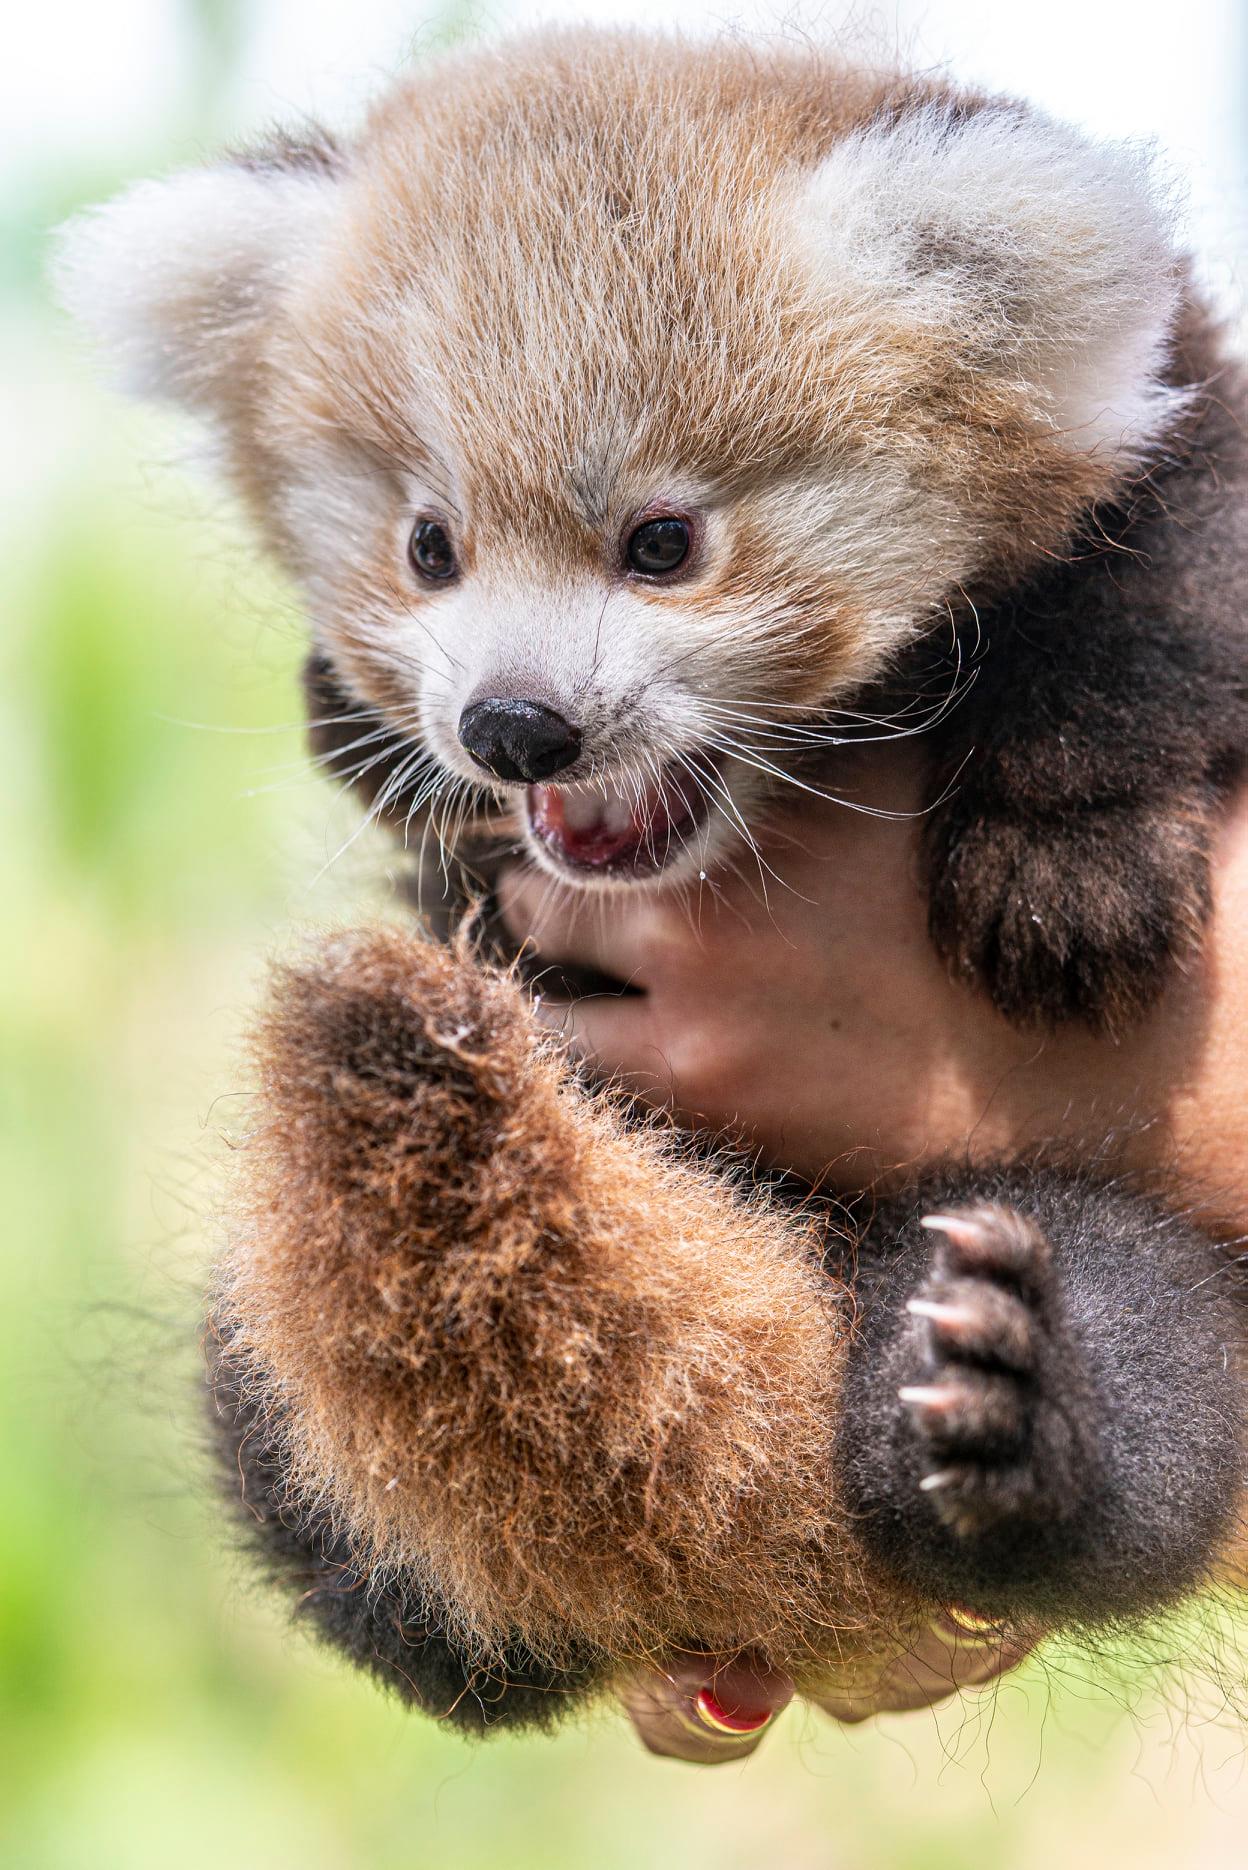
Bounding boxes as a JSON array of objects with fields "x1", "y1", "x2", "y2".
[{"x1": 695, "y1": 1687, "x2": 773, "y2": 1735}]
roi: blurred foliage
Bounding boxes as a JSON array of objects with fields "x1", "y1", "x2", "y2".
[
  {"x1": 181, "y1": 0, "x2": 249, "y2": 85},
  {"x1": 5, "y1": 9, "x2": 1248, "y2": 1868}
]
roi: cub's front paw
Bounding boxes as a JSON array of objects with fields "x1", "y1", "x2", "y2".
[
  {"x1": 899, "y1": 1206, "x2": 1094, "y2": 1542},
  {"x1": 926, "y1": 799, "x2": 1213, "y2": 1030}
]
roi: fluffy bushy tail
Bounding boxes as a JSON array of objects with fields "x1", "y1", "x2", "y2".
[{"x1": 209, "y1": 925, "x2": 913, "y2": 1674}]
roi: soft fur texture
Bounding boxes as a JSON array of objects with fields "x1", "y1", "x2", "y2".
[
  {"x1": 55, "y1": 29, "x2": 1245, "y2": 976},
  {"x1": 60, "y1": 28, "x2": 1248, "y2": 1732},
  {"x1": 208, "y1": 927, "x2": 1245, "y2": 1718},
  {"x1": 838, "y1": 1177, "x2": 1246, "y2": 1628},
  {"x1": 212, "y1": 1333, "x2": 610, "y2": 1732},
  {"x1": 211, "y1": 926, "x2": 916, "y2": 1674}
]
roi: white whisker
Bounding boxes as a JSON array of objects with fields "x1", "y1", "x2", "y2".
[{"x1": 704, "y1": 734, "x2": 940, "y2": 823}]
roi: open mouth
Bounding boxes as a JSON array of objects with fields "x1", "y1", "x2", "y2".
[{"x1": 526, "y1": 760, "x2": 713, "y2": 880}]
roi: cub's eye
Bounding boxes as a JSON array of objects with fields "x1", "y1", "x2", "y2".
[
  {"x1": 626, "y1": 516, "x2": 691, "y2": 577},
  {"x1": 408, "y1": 518, "x2": 458, "y2": 582}
]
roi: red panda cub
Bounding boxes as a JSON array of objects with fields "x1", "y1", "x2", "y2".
[{"x1": 58, "y1": 30, "x2": 1248, "y2": 1732}]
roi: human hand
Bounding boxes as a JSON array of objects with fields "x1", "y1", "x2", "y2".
[
  {"x1": 498, "y1": 743, "x2": 1248, "y2": 1200},
  {"x1": 499, "y1": 746, "x2": 1248, "y2": 1755},
  {"x1": 617, "y1": 1616, "x2": 1034, "y2": 1763}
]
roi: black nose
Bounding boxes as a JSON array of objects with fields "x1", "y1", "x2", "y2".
[{"x1": 457, "y1": 698, "x2": 583, "y2": 783}]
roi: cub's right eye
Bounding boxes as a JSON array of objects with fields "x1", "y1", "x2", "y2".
[
  {"x1": 626, "y1": 516, "x2": 691, "y2": 577},
  {"x1": 408, "y1": 518, "x2": 458, "y2": 583}
]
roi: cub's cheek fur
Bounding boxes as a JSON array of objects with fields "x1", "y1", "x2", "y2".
[
  {"x1": 54, "y1": 30, "x2": 1188, "y2": 702},
  {"x1": 211, "y1": 925, "x2": 923, "y2": 1673}
]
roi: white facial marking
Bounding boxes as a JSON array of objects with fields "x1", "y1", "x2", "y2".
[
  {"x1": 793, "y1": 105, "x2": 1186, "y2": 465},
  {"x1": 52, "y1": 166, "x2": 338, "y2": 409}
]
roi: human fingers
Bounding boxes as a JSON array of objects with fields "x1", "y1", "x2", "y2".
[
  {"x1": 811, "y1": 1612, "x2": 1034, "y2": 1724},
  {"x1": 616, "y1": 1652, "x2": 795, "y2": 1764},
  {"x1": 495, "y1": 863, "x2": 661, "y2": 994},
  {"x1": 495, "y1": 864, "x2": 696, "y2": 1094}
]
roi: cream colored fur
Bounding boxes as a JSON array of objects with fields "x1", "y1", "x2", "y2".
[
  {"x1": 55, "y1": 30, "x2": 1191, "y2": 887},
  {"x1": 792, "y1": 104, "x2": 1186, "y2": 463}
]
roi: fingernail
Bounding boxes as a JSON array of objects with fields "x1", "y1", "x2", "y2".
[
  {"x1": 942, "y1": 1602, "x2": 1009, "y2": 1640},
  {"x1": 693, "y1": 1687, "x2": 774, "y2": 1736}
]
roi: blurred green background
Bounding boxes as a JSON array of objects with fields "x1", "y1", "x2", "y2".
[{"x1": 5, "y1": 3, "x2": 1248, "y2": 1866}]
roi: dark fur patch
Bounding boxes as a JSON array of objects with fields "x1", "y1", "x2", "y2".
[
  {"x1": 208, "y1": 1334, "x2": 607, "y2": 1731},
  {"x1": 913, "y1": 297, "x2": 1248, "y2": 1028},
  {"x1": 838, "y1": 1166, "x2": 1247, "y2": 1627},
  {"x1": 229, "y1": 123, "x2": 345, "y2": 178}
]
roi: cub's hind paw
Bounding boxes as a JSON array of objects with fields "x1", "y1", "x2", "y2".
[{"x1": 900, "y1": 1206, "x2": 1091, "y2": 1542}]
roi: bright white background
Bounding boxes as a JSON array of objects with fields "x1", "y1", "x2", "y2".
[{"x1": 7, "y1": 0, "x2": 1247, "y2": 285}]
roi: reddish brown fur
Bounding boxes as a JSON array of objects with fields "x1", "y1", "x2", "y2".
[
  {"x1": 214, "y1": 925, "x2": 926, "y2": 1677},
  {"x1": 59, "y1": 27, "x2": 1241, "y2": 1706},
  {"x1": 233, "y1": 33, "x2": 1145, "y2": 721}
]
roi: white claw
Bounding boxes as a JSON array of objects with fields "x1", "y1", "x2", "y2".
[
  {"x1": 906, "y1": 1297, "x2": 978, "y2": 1331},
  {"x1": 921, "y1": 1213, "x2": 993, "y2": 1255},
  {"x1": 919, "y1": 1469, "x2": 959, "y2": 1492},
  {"x1": 898, "y1": 1383, "x2": 961, "y2": 1411}
]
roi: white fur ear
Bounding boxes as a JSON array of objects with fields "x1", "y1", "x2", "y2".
[
  {"x1": 52, "y1": 161, "x2": 339, "y2": 412},
  {"x1": 794, "y1": 105, "x2": 1187, "y2": 465}
]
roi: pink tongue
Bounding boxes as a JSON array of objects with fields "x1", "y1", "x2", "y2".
[{"x1": 530, "y1": 776, "x2": 686, "y2": 868}]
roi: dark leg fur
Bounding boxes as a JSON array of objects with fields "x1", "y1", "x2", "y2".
[
  {"x1": 896, "y1": 1203, "x2": 1095, "y2": 1544},
  {"x1": 837, "y1": 1167, "x2": 1245, "y2": 1628},
  {"x1": 208, "y1": 1344, "x2": 608, "y2": 1734},
  {"x1": 920, "y1": 613, "x2": 1228, "y2": 1030},
  {"x1": 915, "y1": 308, "x2": 1248, "y2": 1031}
]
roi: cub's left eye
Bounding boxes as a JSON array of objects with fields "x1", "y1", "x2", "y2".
[
  {"x1": 408, "y1": 518, "x2": 458, "y2": 583},
  {"x1": 626, "y1": 516, "x2": 691, "y2": 577}
]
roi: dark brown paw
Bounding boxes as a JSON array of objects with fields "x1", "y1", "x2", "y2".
[
  {"x1": 899, "y1": 1205, "x2": 1086, "y2": 1541},
  {"x1": 926, "y1": 799, "x2": 1214, "y2": 1030}
]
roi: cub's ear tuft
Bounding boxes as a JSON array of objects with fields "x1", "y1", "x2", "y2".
[
  {"x1": 794, "y1": 103, "x2": 1188, "y2": 471},
  {"x1": 51, "y1": 136, "x2": 343, "y2": 415}
]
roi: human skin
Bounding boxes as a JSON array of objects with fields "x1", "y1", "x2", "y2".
[{"x1": 497, "y1": 742, "x2": 1248, "y2": 1759}]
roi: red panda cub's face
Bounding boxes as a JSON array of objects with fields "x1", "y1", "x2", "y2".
[{"x1": 57, "y1": 32, "x2": 1185, "y2": 889}]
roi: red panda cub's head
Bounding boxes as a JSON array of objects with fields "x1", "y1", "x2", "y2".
[{"x1": 57, "y1": 30, "x2": 1187, "y2": 889}]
